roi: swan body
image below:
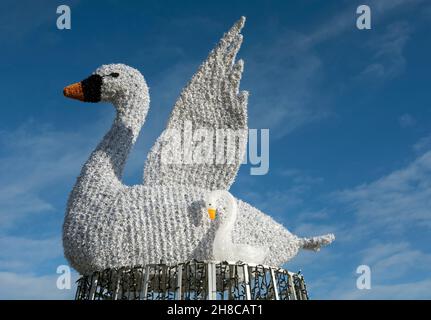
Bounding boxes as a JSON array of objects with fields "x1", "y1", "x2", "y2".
[
  {"x1": 65, "y1": 183, "x2": 309, "y2": 274},
  {"x1": 62, "y1": 18, "x2": 335, "y2": 275},
  {"x1": 206, "y1": 190, "x2": 268, "y2": 264}
]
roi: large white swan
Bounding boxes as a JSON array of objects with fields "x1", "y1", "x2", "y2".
[
  {"x1": 63, "y1": 17, "x2": 334, "y2": 275},
  {"x1": 206, "y1": 190, "x2": 268, "y2": 264}
]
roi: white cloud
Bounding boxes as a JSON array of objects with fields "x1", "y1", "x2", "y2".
[
  {"x1": 343, "y1": 279, "x2": 431, "y2": 299},
  {"x1": 245, "y1": 0, "x2": 424, "y2": 139},
  {"x1": 334, "y1": 150, "x2": 431, "y2": 233},
  {"x1": 280, "y1": 169, "x2": 324, "y2": 186},
  {"x1": 0, "y1": 191, "x2": 54, "y2": 228},
  {"x1": 314, "y1": 147, "x2": 431, "y2": 299},
  {"x1": 0, "y1": 236, "x2": 62, "y2": 272},
  {"x1": 0, "y1": 119, "x2": 108, "y2": 298},
  {"x1": 0, "y1": 236, "x2": 77, "y2": 300},
  {"x1": 0, "y1": 0, "x2": 81, "y2": 43},
  {"x1": 0, "y1": 272, "x2": 77, "y2": 300},
  {"x1": 360, "y1": 242, "x2": 431, "y2": 281},
  {"x1": 305, "y1": 0, "x2": 423, "y2": 47},
  {"x1": 307, "y1": 241, "x2": 431, "y2": 299},
  {"x1": 359, "y1": 22, "x2": 412, "y2": 79},
  {"x1": 323, "y1": 276, "x2": 431, "y2": 300},
  {"x1": 246, "y1": 28, "x2": 330, "y2": 138},
  {"x1": 398, "y1": 113, "x2": 416, "y2": 128},
  {"x1": 414, "y1": 135, "x2": 431, "y2": 153},
  {"x1": 0, "y1": 114, "x2": 117, "y2": 229}
]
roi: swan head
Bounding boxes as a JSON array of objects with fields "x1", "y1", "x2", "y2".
[
  {"x1": 206, "y1": 191, "x2": 221, "y2": 220},
  {"x1": 206, "y1": 190, "x2": 236, "y2": 221},
  {"x1": 63, "y1": 64, "x2": 147, "y2": 104}
]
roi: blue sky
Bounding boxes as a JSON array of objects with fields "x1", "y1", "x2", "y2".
[{"x1": 1, "y1": 0, "x2": 430, "y2": 299}]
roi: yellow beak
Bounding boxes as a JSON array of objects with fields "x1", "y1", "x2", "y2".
[{"x1": 208, "y1": 208, "x2": 216, "y2": 220}]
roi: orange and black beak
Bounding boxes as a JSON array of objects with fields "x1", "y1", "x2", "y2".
[{"x1": 63, "y1": 74, "x2": 102, "y2": 103}]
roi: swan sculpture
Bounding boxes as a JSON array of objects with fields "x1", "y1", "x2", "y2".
[
  {"x1": 63, "y1": 17, "x2": 334, "y2": 275},
  {"x1": 207, "y1": 190, "x2": 268, "y2": 264}
]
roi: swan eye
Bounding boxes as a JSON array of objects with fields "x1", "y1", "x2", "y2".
[{"x1": 109, "y1": 72, "x2": 120, "y2": 78}]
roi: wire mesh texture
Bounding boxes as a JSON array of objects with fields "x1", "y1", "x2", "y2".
[{"x1": 75, "y1": 260, "x2": 309, "y2": 300}]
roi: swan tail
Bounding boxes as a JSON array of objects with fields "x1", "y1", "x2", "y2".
[{"x1": 299, "y1": 233, "x2": 335, "y2": 252}]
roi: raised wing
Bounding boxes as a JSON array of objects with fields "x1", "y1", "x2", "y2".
[{"x1": 143, "y1": 17, "x2": 248, "y2": 190}]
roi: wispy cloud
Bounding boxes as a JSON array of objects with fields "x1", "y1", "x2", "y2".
[
  {"x1": 0, "y1": 121, "x2": 94, "y2": 229},
  {"x1": 0, "y1": 108, "x2": 144, "y2": 230},
  {"x1": 246, "y1": 27, "x2": 329, "y2": 138},
  {"x1": 0, "y1": 235, "x2": 79, "y2": 299},
  {"x1": 0, "y1": 0, "x2": 80, "y2": 44},
  {"x1": 334, "y1": 150, "x2": 431, "y2": 233},
  {"x1": 245, "y1": 0, "x2": 424, "y2": 139},
  {"x1": 342, "y1": 278, "x2": 431, "y2": 300},
  {"x1": 398, "y1": 113, "x2": 416, "y2": 128},
  {"x1": 280, "y1": 169, "x2": 324, "y2": 186},
  {"x1": 0, "y1": 236, "x2": 62, "y2": 271},
  {"x1": 304, "y1": 0, "x2": 422, "y2": 47},
  {"x1": 360, "y1": 242, "x2": 431, "y2": 281},
  {"x1": 322, "y1": 241, "x2": 431, "y2": 300},
  {"x1": 414, "y1": 134, "x2": 431, "y2": 153},
  {"x1": 359, "y1": 22, "x2": 412, "y2": 79},
  {"x1": 311, "y1": 142, "x2": 431, "y2": 299},
  {"x1": 0, "y1": 272, "x2": 77, "y2": 300},
  {"x1": 240, "y1": 139, "x2": 431, "y2": 299},
  {"x1": 0, "y1": 120, "x2": 91, "y2": 299}
]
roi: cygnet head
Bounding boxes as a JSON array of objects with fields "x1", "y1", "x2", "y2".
[{"x1": 206, "y1": 190, "x2": 236, "y2": 222}]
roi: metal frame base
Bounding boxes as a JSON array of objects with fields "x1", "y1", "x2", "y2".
[{"x1": 75, "y1": 260, "x2": 309, "y2": 300}]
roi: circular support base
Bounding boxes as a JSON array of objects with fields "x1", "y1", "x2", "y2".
[{"x1": 75, "y1": 260, "x2": 309, "y2": 300}]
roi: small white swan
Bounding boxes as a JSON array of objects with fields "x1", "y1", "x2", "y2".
[{"x1": 207, "y1": 190, "x2": 268, "y2": 264}]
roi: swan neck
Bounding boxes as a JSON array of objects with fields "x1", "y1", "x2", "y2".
[
  {"x1": 77, "y1": 92, "x2": 149, "y2": 187},
  {"x1": 224, "y1": 192, "x2": 237, "y2": 225},
  {"x1": 112, "y1": 92, "x2": 149, "y2": 138},
  {"x1": 212, "y1": 191, "x2": 237, "y2": 261},
  {"x1": 215, "y1": 190, "x2": 237, "y2": 227}
]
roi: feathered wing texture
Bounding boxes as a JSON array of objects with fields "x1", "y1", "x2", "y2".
[{"x1": 143, "y1": 17, "x2": 248, "y2": 190}]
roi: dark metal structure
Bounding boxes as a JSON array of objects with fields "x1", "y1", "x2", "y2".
[{"x1": 75, "y1": 260, "x2": 309, "y2": 300}]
